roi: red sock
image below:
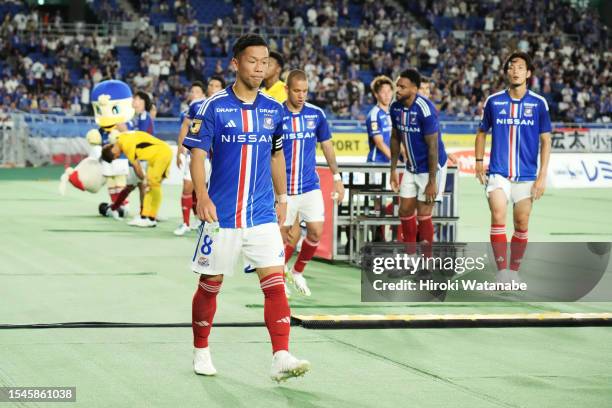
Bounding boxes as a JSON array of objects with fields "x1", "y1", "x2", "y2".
[
  {"x1": 181, "y1": 194, "x2": 192, "y2": 226},
  {"x1": 109, "y1": 187, "x2": 119, "y2": 204},
  {"x1": 110, "y1": 186, "x2": 132, "y2": 211},
  {"x1": 192, "y1": 191, "x2": 198, "y2": 215},
  {"x1": 510, "y1": 229, "x2": 528, "y2": 271},
  {"x1": 417, "y1": 215, "x2": 434, "y2": 257},
  {"x1": 284, "y1": 244, "x2": 295, "y2": 265},
  {"x1": 260, "y1": 273, "x2": 290, "y2": 353},
  {"x1": 490, "y1": 224, "x2": 507, "y2": 270},
  {"x1": 293, "y1": 238, "x2": 319, "y2": 273},
  {"x1": 192, "y1": 277, "x2": 221, "y2": 348},
  {"x1": 400, "y1": 214, "x2": 417, "y2": 254}
]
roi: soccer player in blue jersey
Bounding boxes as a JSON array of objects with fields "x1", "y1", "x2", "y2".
[
  {"x1": 174, "y1": 78, "x2": 225, "y2": 236},
  {"x1": 132, "y1": 91, "x2": 155, "y2": 134},
  {"x1": 366, "y1": 75, "x2": 394, "y2": 163},
  {"x1": 184, "y1": 34, "x2": 310, "y2": 382},
  {"x1": 475, "y1": 51, "x2": 552, "y2": 283},
  {"x1": 280, "y1": 69, "x2": 345, "y2": 296},
  {"x1": 390, "y1": 69, "x2": 448, "y2": 256}
]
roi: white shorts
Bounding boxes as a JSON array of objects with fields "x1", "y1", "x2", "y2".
[
  {"x1": 179, "y1": 153, "x2": 211, "y2": 183},
  {"x1": 486, "y1": 174, "x2": 533, "y2": 203},
  {"x1": 191, "y1": 222, "x2": 285, "y2": 276},
  {"x1": 284, "y1": 189, "x2": 325, "y2": 226},
  {"x1": 101, "y1": 158, "x2": 129, "y2": 177},
  {"x1": 399, "y1": 164, "x2": 447, "y2": 202}
]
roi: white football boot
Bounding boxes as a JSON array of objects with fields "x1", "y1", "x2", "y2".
[
  {"x1": 128, "y1": 217, "x2": 157, "y2": 227},
  {"x1": 193, "y1": 347, "x2": 217, "y2": 376},
  {"x1": 173, "y1": 223, "x2": 191, "y2": 236},
  {"x1": 292, "y1": 271, "x2": 311, "y2": 297},
  {"x1": 270, "y1": 350, "x2": 310, "y2": 382}
]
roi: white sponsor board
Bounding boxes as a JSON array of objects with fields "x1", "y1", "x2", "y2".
[{"x1": 548, "y1": 153, "x2": 612, "y2": 188}]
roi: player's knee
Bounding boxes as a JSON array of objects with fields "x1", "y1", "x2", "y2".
[
  {"x1": 514, "y1": 218, "x2": 529, "y2": 231},
  {"x1": 490, "y1": 207, "x2": 506, "y2": 222},
  {"x1": 200, "y1": 274, "x2": 223, "y2": 283},
  {"x1": 306, "y1": 229, "x2": 322, "y2": 242}
]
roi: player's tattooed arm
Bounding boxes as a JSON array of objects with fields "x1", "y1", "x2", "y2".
[
  {"x1": 190, "y1": 148, "x2": 218, "y2": 222},
  {"x1": 271, "y1": 148, "x2": 287, "y2": 226},
  {"x1": 390, "y1": 127, "x2": 401, "y2": 192},
  {"x1": 474, "y1": 129, "x2": 487, "y2": 185},
  {"x1": 532, "y1": 132, "x2": 552, "y2": 200},
  {"x1": 320, "y1": 140, "x2": 345, "y2": 202},
  {"x1": 424, "y1": 132, "x2": 439, "y2": 204}
]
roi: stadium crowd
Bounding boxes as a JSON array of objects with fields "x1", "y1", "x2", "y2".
[{"x1": 0, "y1": 0, "x2": 609, "y2": 123}]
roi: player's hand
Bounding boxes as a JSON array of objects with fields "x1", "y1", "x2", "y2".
[
  {"x1": 196, "y1": 196, "x2": 218, "y2": 223},
  {"x1": 176, "y1": 148, "x2": 184, "y2": 168},
  {"x1": 390, "y1": 170, "x2": 400, "y2": 193},
  {"x1": 531, "y1": 177, "x2": 546, "y2": 201},
  {"x1": 447, "y1": 153, "x2": 458, "y2": 166},
  {"x1": 475, "y1": 161, "x2": 487, "y2": 185},
  {"x1": 333, "y1": 180, "x2": 345, "y2": 202},
  {"x1": 276, "y1": 202, "x2": 287, "y2": 226},
  {"x1": 424, "y1": 180, "x2": 437, "y2": 204}
]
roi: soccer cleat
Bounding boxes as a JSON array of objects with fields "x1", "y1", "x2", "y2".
[
  {"x1": 105, "y1": 206, "x2": 121, "y2": 221},
  {"x1": 270, "y1": 350, "x2": 310, "y2": 382},
  {"x1": 193, "y1": 347, "x2": 217, "y2": 376},
  {"x1": 173, "y1": 223, "x2": 191, "y2": 236},
  {"x1": 496, "y1": 269, "x2": 523, "y2": 287},
  {"x1": 292, "y1": 272, "x2": 311, "y2": 296},
  {"x1": 128, "y1": 217, "x2": 157, "y2": 228}
]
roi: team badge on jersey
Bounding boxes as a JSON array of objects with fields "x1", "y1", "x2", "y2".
[
  {"x1": 371, "y1": 121, "x2": 379, "y2": 131},
  {"x1": 190, "y1": 119, "x2": 202, "y2": 134},
  {"x1": 263, "y1": 116, "x2": 275, "y2": 130},
  {"x1": 524, "y1": 107, "x2": 533, "y2": 117},
  {"x1": 410, "y1": 112, "x2": 418, "y2": 124},
  {"x1": 306, "y1": 119, "x2": 316, "y2": 129}
]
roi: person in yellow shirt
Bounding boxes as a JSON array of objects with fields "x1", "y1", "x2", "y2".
[
  {"x1": 101, "y1": 131, "x2": 172, "y2": 227},
  {"x1": 262, "y1": 51, "x2": 287, "y2": 103}
]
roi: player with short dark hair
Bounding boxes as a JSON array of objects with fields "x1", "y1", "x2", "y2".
[
  {"x1": 390, "y1": 68, "x2": 448, "y2": 256},
  {"x1": 475, "y1": 51, "x2": 552, "y2": 283},
  {"x1": 262, "y1": 50, "x2": 287, "y2": 103},
  {"x1": 281, "y1": 69, "x2": 344, "y2": 296},
  {"x1": 184, "y1": 33, "x2": 310, "y2": 382}
]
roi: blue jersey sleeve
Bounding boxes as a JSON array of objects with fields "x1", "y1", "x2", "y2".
[
  {"x1": 479, "y1": 99, "x2": 492, "y2": 132},
  {"x1": 316, "y1": 112, "x2": 331, "y2": 143},
  {"x1": 538, "y1": 100, "x2": 552, "y2": 134},
  {"x1": 188, "y1": 103, "x2": 199, "y2": 120},
  {"x1": 184, "y1": 101, "x2": 215, "y2": 152},
  {"x1": 421, "y1": 110, "x2": 439, "y2": 136},
  {"x1": 366, "y1": 111, "x2": 382, "y2": 138}
]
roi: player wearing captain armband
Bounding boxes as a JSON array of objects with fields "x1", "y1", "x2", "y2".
[
  {"x1": 390, "y1": 69, "x2": 448, "y2": 258},
  {"x1": 475, "y1": 51, "x2": 552, "y2": 285},
  {"x1": 183, "y1": 34, "x2": 310, "y2": 382},
  {"x1": 174, "y1": 78, "x2": 225, "y2": 236},
  {"x1": 280, "y1": 69, "x2": 345, "y2": 297}
]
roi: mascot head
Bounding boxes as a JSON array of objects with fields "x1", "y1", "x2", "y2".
[{"x1": 91, "y1": 80, "x2": 135, "y2": 128}]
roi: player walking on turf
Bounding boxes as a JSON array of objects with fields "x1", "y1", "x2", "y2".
[
  {"x1": 390, "y1": 69, "x2": 448, "y2": 256},
  {"x1": 281, "y1": 69, "x2": 345, "y2": 296},
  {"x1": 184, "y1": 34, "x2": 310, "y2": 382},
  {"x1": 174, "y1": 78, "x2": 225, "y2": 236},
  {"x1": 475, "y1": 51, "x2": 552, "y2": 283}
]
